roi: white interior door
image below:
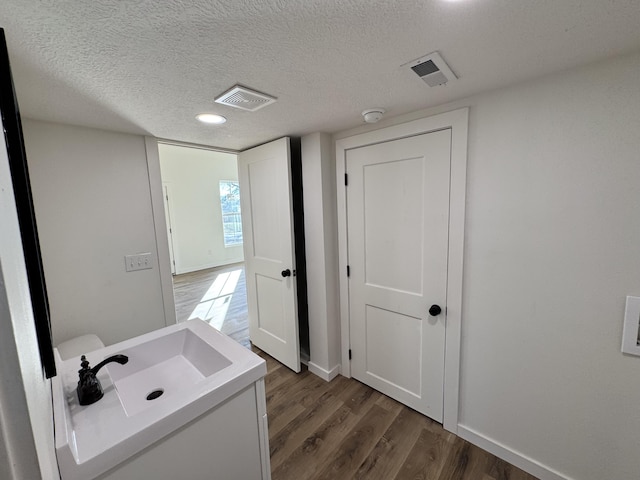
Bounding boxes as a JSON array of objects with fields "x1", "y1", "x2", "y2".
[
  {"x1": 238, "y1": 137, "x2": 300, "y2": 372},
  {"x1": 346, "y1": 129, "x2": 451, "y2": 421}
]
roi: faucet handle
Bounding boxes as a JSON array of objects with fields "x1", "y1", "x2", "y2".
[{"x1": 78, "y1": 355, "x2": 91, "y2": 378}]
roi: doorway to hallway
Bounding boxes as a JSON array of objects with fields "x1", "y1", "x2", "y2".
[{"x1": 172, "y1": 262, "x2": 250, "y2": 348}]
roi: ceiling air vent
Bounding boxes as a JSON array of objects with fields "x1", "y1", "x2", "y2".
[
  {"x1": 404, "y1": 51, "x2": 457, "y2": 87},
  {"x1": 214, "y1": 85, "x2": 277, "y2": 112}
]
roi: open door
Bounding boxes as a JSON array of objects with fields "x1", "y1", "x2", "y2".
[{"x1": 238, "y1": 137, "x2": 301, "y2": 372}]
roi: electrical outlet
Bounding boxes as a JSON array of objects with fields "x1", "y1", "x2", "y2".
[{"x1": 125, "y1": 253, "x2": 153, "y2": 272}]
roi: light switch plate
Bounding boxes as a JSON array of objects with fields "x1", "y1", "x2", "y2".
[
  {"x1": 125, "y1": 253, "x2": 153, "y2": 272},
  {"x1": 621, "y1": 296, "x2": 640, "y2": 356}
]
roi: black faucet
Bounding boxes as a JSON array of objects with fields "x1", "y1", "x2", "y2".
[{"x1": 77, "y1": 354, "x2": 129, "y2": 406}]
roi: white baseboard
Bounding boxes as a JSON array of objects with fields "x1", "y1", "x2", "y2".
[
  {"x1": 176, "y1": 258, "x2": 244, "y2": 275},
  {"x1": 457, "y1": 425, "x2": 572, "y2": 480},
  {"x1": 308, "y1": 362, "x2": 341, "y2": 382}
]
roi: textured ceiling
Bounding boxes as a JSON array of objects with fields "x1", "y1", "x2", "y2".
[{"x1": 1, "y1": 0, "x2": 640, "y2": 151}]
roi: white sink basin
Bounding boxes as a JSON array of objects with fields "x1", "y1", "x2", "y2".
[
  {"x1": 107, "y1": 328, "x2": 232, "y2": 416},
  {"x1": 52, "y1": 319, "x2": 266, "y2": 480}
]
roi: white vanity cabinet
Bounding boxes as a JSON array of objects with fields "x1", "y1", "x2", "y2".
[
  {"x1": 97, "y1": 380, "x2": 271, "y2": 480},
  {"x1": 53, "y1": 320, "x2": 271, "y2": 480}
]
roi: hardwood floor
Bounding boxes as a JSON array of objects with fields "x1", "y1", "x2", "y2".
[
  {"x1": 173, "y1": 266, "x2": 538, "y2": 480},
  {"x1": 255, "y1": 347, "x2": 539, "y2": 480},
  {"x1": 172, "y1": 263, "x2": 250, "y2": 347}
]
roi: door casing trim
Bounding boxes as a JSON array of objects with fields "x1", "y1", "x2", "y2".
[{"x1": 335, "y1": 107, "x2": 468, "y2": 433}]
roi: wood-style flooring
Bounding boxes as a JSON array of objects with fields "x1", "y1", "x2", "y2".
[
  {"x1": 254, "y1": 347, "x2": 538, "y2": 480},
  {"x1": 172, "y1": 263, "x2": 250, "y2": 347},
  {"x1": 173, "y1": 266, "x2": 538, "y2": 480}
]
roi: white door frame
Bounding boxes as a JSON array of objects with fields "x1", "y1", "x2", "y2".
[
  {"x1": 161, "y1": 183, "x2": 177, "y2": 275},
  {"x1": 145, "y1": 137, "x2": 177, "y2": 327},
  {"x1": 335, "y1": 108, "x2": 468, "y2": 433}
]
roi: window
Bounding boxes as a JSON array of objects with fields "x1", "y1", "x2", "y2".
[{"x1": 219, "y1": 180, "x2": 243, "y2": 246}]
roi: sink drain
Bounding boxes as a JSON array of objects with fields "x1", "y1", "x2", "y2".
[{"x1": 146, "y1": 389, "x2": 164, "y2": 401}]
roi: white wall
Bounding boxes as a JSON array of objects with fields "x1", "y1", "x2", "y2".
[
  {"x1": 334, "y1": 51, "x2": 640, "y2": 480},
  {"x1": 22, "y1": 120, "x2": 168, "y2": 346},
  {"x1": 0, "y1": 119, "x2": 58, "y2": 479},
  {"x1": 301, "y1": 133, "x2": 341, "y2": 379},
  {"x1": 158, "y1": 144, "x2": 243, "y2": 274}
]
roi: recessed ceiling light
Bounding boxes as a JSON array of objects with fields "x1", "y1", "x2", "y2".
[{"x1": 196, "y1": 113, "x2": 227, "y2": 125}]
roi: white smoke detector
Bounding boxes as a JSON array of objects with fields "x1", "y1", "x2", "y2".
[
  {"x1": 362, "y1": 108, "x2": 385, "y2": 123},
  {"x1": 404, "y1": 51, "x2": 457, "y2": 87},
  {"x1": 214, "y1": 85, "x2": 277, "y2": 112}
]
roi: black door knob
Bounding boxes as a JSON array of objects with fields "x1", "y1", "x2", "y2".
[
  {"x1": 281, "y1": 269, "x2": 291, "y2": 277},
  {"x1": 429, "y1": 304, "x2": 442, "y2": 316}
]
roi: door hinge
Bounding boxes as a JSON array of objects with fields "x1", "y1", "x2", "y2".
[
  {"x1": 346, "y1": 265, "x2": 350, "y2": 277},
  {"x1": 345, "y1": 173, "x2": 348, "y2": 186},
  {"x1": 349, "y1": 349, "x2": 352, "y2": 360}
]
